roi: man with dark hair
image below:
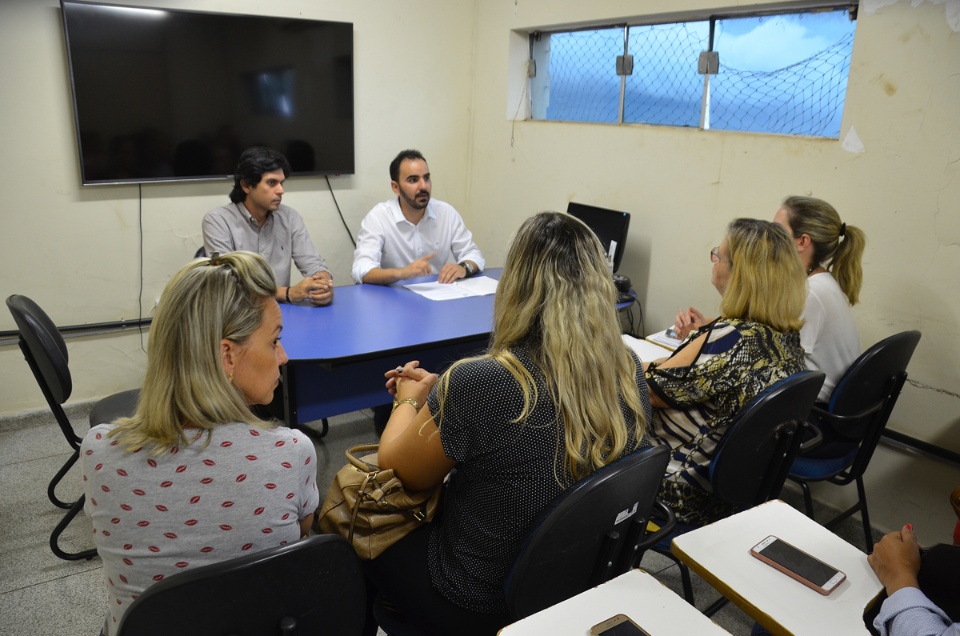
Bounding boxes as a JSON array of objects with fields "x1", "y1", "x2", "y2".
[
  {"x1": 203, "y1": 146, "x2": 333, "y2": 305},
  {"x1": 352, "y1": 149, "x2": 484, "y2": 285}
]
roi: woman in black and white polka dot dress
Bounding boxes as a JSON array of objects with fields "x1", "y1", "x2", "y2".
[{"x1": 364, "y1": 212, "x2": 652, "y2": 636}]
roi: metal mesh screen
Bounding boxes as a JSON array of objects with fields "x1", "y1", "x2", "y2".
[{"x1": 530, "y1": 10, "x2": 855, "y2": 138}]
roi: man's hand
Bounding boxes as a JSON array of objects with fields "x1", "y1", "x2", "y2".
[
  {"x1": 868, "y1": 523, "x2": 922, "y2": 596},
  {"x1": 437, "y1": 262, "x2": 467, "y2": 284},
  {"x1": 401, "y1": 253, "x2": 436, "y2": 280},
  {"x1": 290, "y1": 272, "x2": 333, "y2": 306}
]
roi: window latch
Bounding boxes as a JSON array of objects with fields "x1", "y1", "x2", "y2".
[
  {"x1": 698, "y1": 51, "x2": 719, "y2": 75},
  {"x1": 616, "y1": 54, "x2": 634, "y2": 76}
]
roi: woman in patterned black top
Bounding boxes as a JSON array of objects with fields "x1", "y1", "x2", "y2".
[
  {"x1": 363, "y1": 212, "x2": 652, "y2": 636},
  {"x1": 643, "y1": 219, "x2": 806, "y2": 526}
]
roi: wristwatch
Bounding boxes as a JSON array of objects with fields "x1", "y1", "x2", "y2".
[{"x1": 459, "y1": 261, "x2": 475, "y2": 277}]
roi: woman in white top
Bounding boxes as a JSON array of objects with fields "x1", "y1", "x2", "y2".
[
  {"x1": 773, "y1": 195, "x2": 865, "y2": 402},
  {"x1": 676, "y1": 196, "x2": 866, "y2": 403}
]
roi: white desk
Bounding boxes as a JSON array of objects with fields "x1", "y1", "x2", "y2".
[
  {"x1": 498, "y1": 569, "x2": 730, "y2": 635},
  {"x1": 671, "y1": 499, "x2": 884, "y2": 636}
]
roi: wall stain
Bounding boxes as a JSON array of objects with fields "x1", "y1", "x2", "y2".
[{"x1": 883, "y1": 81, "x2": 897, "y2": 96}]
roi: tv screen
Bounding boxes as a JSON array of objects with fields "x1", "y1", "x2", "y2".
[
  {"x1": 567, "y1": 202, "x2": 631, "y2": 273},
  {"x1": 60, "y1": 1, "x2": 354, "y2": 185}
]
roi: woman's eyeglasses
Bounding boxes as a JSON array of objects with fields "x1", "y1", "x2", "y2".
[{"x1": 710, "y1": 246, "x2": 721, "y2": 263}]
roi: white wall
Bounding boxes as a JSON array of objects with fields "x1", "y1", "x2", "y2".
[
  {"x1": 466, "y1": 0, "x2": 960, "y2": 539},
  {"x1": 0, "y1": 0, "x2": 478, "y2": 412}
]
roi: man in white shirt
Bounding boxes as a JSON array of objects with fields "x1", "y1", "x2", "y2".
[{"x1": 352, "y1": 149, "x2": 484, "y2": 285}]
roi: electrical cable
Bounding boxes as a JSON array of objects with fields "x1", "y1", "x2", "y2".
[{"x1": 325, "y1": 175, "x2": 356, "y2": 248}]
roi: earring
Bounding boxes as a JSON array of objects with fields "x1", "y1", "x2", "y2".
[{"x1": 228, "y1": 373, "x2": 234, "y2": 383}]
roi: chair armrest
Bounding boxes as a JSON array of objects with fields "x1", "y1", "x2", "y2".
[
  {"x1": 799, "y1": 422, "x2": 824, "y2": 453},
  {"x1": 636, "y1": 500, "x2": 677, "y2": 556}
]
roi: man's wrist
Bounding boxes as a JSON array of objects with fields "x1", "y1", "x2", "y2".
[{"x1": 459, "y1": 261, "x2": 475, "y2": 277}]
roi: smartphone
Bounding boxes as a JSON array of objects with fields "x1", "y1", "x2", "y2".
[
  {"x1": 589, "y1": 614, "x2": 652, "y2": 636},
  {"x1": 750, "y1": 535, "x2": 846, "y2": 595}
]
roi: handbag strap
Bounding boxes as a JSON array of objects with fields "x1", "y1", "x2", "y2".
[
  {"x1": 347, "y1": 471, "x2": 379, "y2": 545},
  {"x1": 345, "y1": 443, "x2": 380, "y2": 470}
]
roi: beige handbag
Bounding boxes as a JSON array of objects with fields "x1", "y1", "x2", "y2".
[{"x1": 315, "y1": 443, "x2": 442, "y2": 560}]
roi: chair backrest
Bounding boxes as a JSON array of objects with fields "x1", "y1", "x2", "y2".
[
  {"x1": 503, "y1": 444, "x2": 669, "y2": 620},
  {"x1": 826, "y1": 330, "x2": 922, "y2": 440},
  {"x1": 6, "y1": 294, "x2": 79, "y2": 444},
  {"x1": 711, "y1": 370, "x2": 825, "y2": 509},
  {"x1": 117, "y1": 534, "x2": 367, "y2": 636}
]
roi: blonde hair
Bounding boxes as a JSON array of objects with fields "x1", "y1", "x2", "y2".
[
  {"x1": 109, "y1": 251, "x2": 277, "y2": 454},
  {"x1": 720, "y1": 218, "x2": 806, "y2": 333},
  {"x1": 781, "y1": 196, "x2": 865, "y2": 305},
  {"x1": 436, "y1": 212, "x2": 646, "y2": 482}
]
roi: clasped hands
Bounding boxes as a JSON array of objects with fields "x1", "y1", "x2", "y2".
[
  {"x1": 384, "y1": 360, "x2": 439, "y2": 408},
  {"x1": 868, "y1": 523, "x2": 922, "y2": 596},
  {"x1": 291, "y1": 272, "x2": 333, "y2": 306}
]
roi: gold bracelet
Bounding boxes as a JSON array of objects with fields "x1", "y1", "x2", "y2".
[{"x1": 392, "y1": 397, "x2": 420, "y2": 413}]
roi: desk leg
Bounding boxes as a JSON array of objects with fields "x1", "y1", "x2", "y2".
[{"x1": 281, "y1": 365, "x2": 329, "y2": 438}]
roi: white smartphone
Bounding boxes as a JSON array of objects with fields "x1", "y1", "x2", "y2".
[
  {"x1": 589, "y1": 614, "x2": 652, "y2": 636},
  {"x1": 750, "y1": 535, "x2": 846, "y2": 595}
]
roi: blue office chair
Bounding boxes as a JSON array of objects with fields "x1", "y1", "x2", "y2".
[
  {"x1": 374, "y1": 444, "x2": 674, "y2": 635},
  {"x1": 117, "y1": 534, "x2": 366, "y2": 636},
  {"x1": 6, "y1": 294, "x2": 140, "y2": 560},
  {"x1": 653, "y1": 370, "x2": 825, "y2": 611},
  {"x1": 788, "y1": 330, "x2": 921, "y2": 552}
]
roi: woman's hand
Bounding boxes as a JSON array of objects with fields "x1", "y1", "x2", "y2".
[
  {"x1": 868, "y1": 523, "x2": 922, "y2": 595},
  {"x1": 674, "y1": 306, "x2": 707, "y2": 339},
  {"x1": 384, "y1": 360, "x2": 439, "y2": 407}
]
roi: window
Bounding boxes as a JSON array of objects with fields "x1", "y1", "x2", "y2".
[{"x1": 529, "y1": 6, "x2": 857, "y2": 137}]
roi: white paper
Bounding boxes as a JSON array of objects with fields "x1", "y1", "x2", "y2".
[
  {"x1": 647, "y1": 327, "x2": 683, "y2": 351},
  {"x1": 622, "y1": 334, "x2": 673, "y2": 362},
  {"x1": 402, "y1": 275, "x2": 499, "y2": 300},
  {"x1": 842, "y1": 126, "x2": 865, "y2": 154}
]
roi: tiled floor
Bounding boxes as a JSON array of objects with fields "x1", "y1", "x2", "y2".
[{"x1": 0, "y1": 404, "x2": 900, "y2": 636}]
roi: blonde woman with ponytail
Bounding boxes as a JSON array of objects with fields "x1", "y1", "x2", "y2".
[
  {"x1": 365, "y1": 212, "x2": 651, "y2": 636},
  {"x1": 773, "y1": 196, "x2": 864, "y2": 402}
]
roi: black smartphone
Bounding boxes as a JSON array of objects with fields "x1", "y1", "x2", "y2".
[
  {"x1": 589, "y1": 614, "x2": 652, "y2": 636},
  {"x1": 750, "y1": 535, "x2": 846, "y2": 595}
]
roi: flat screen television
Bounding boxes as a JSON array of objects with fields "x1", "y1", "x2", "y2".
[
  {"x1": 566, "y1": 202, "x2": 631, "y2": 273},
  {"x1": 60, "y1": 1, "x2": 354, "y2": 185}
]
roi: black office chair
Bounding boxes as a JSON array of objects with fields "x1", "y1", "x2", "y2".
[
  {"x1": 373, "y1": 444, "x2": 674, "y2": 635},
  {"x1": 653, "y1": 370, "x2": 825, "y2": 610},
  {"x1": 116, "y1": 534, "x2": 366, "y2": 636},
  {"x1": 788, "y1": 330, "x2": 921, "y2": 552},
  {"x1": 504, "y1": 443, "x2": 673, "y2": 620},
  {"x1": 6, "y1": 294, "x2": 140, "y2": 560},
  {"x1": 194, "y1": 245, "x2": 206, "y2": 258}
]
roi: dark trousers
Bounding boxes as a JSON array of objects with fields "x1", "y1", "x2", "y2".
[{"x1": 362, "y1": 524, "x2": 510, "y2": 636}]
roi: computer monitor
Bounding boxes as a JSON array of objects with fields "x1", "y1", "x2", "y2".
[{"x1": 566, "y1": 202, "x2": 631, "y2": 273}]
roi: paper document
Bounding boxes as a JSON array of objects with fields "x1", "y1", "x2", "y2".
[
  {"x1": 622, "y1": 334, "x2": 672, "y2": 362},
  {"x1": 646, "y1": 327, "x2": 683, "y2": 351},
  {"x1": 403, "y1": 275, "x2": 499, "y2": 301}
]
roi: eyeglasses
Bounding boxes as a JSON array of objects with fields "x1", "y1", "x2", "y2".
[{"x1": 710, "y1": 246, "x2": 721, "y2": 263}]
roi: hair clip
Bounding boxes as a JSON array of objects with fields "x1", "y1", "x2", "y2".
[
  {"x1": 209, "y1": 251, "x2": 225, "y2": 266},
  {"x1": 839, "y1": 222, "x2": 847, "y2": 238}
]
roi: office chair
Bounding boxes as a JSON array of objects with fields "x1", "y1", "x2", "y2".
[
  {"x1": 653, "y1": 370, "x2": 825, "y2": 611},
  {"x1": 788, "y1": 330, "x2": 921, "y2": 552},
  {"x1": 116, "y1": 534, "x2": 367, "y2": 636},
  {"x1": 6, "y1": 294, "x2": 140, "y2": 560},
  {"x1": 373, "y1": 444, "x2": 674, "y2": 634},
  {"x1": 504, "y1": 443, "x2": 673, "y2": 620}
]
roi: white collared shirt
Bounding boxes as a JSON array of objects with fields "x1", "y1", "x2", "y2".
[{"x1": 351, "y1": 197, "x2": 485, "y2": 284}]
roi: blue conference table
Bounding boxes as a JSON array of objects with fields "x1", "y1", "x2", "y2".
[{"x1": 278, "y1": 269, "x2": 501, "y2": 432}]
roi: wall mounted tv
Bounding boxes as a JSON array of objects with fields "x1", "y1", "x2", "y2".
[{"x1": 60, "y1": 1, "x2": 354, "y2": 185}]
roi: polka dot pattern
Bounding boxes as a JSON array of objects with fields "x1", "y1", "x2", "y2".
[
  {"x1": 425, "y1": 347, "x2": 651, "y2": 614},
  {"x1": 81, "y1": 422, "x2": 319, "y2": 635}
]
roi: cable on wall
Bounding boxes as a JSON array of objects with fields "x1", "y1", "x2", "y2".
[{"x1": 326, "y1": 175, "x2": 356, "y2": 248}]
